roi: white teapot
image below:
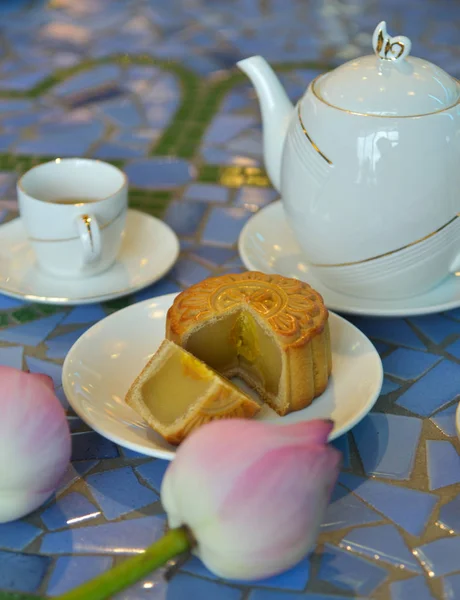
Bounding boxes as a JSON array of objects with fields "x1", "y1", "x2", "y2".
[{"x1": 238, "y1": 21, "x2": 460, "y2": 300}]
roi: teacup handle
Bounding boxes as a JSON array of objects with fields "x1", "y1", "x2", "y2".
[{"x1": 75, "y1": 213, "x2": 102, "y2": 265}]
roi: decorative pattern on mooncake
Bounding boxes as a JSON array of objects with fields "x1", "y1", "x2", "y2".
[{"x1": 167, "y1": 271, "x2": 327, "y2": 346}]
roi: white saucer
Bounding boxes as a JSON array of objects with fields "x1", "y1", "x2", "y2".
[
  {"x1": 239, "y1": 200, "x2": 460, "y2": 317},
  {"x1": 62, "y1": 292, "x2": 383, "y2": 460},
  {"x1": 0, "y1": 209, "x2": 179, "y2": 305}
]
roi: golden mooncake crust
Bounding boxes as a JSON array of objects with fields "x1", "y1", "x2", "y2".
[{"x1": 166, "y1": 271, "x2": 329, "y2": 349}]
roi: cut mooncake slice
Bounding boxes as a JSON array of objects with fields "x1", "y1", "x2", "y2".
[
  {"x1": 125, "y1": 338, "x2": 260, "y2": 445},
  {"x1": 166, "y1": 271, "x2": 332, "y2": 416}
]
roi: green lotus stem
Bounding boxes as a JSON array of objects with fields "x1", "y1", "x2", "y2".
[{"x1": 55, "y1": 527, "x2": 192, "y2": 600}]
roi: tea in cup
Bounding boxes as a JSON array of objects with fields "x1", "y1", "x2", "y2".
[{"x1": 17, "y1": 158, "x2": 128, "y2": 278}]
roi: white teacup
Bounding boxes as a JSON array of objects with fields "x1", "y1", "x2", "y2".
[{"x1": 17, "y1": 158, "x2": 128, "y2": 279}]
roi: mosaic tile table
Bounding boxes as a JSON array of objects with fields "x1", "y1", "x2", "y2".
[{"x1": 2, "y1": 1, "x2": 460, "y2": 599}]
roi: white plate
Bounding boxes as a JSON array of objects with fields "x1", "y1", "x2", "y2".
[
  {"x1": 62, "y1": 292, "x2": 383, "y2": 460},
  {"x1": 239, "y1": 200, "x2": 460, "y2": 317},
  {"x1": 0, "y1": 209, "x2": 179, "y2": 305}
]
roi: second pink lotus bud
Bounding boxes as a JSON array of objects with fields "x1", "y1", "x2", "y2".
[{"x1": 161, "y1": 418, "x2": 341, "y2": 580}]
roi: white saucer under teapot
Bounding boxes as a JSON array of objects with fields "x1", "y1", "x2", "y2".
[{"x1": 238, "y1": 21, "x2": 460, "y2": 300}]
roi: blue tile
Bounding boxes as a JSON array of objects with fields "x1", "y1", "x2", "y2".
[
  {"x1": 329, "y1": 435, "x2": 350, "y2": 469},
  {"x1": 183, "y1": 554, "x2": 310, "y2": 590},
  {"x1": 56, "y1": 461, "x2": 98, "y2": 495},
  {"x1": 249, "y1": 592, "x2": 352, "y2": 600},
  {"x1": 414, "y1": 536, "x2": 460, "y2": 577},
  {"x1": 0, "y1": 132, "x2": 17, "y2": 151},
  {"x1": 430, "y1": 403, "x2": 458, "y2": 437},
  {"x1": 16, "y1": 131, "x2": 97, "y2": 157},
  {"x1": 124, "y1": 158, "x2": 195, "y2": 189},
  {"x1": 321, "y1": 484, "x2": 383, "y2": 532},
  {"x1": 55, "y1": 386, "x2": 69, "y2": 410},
  {"x1": 227, "y1": 130, "x2": 263, "y2": 155},
  {"x1": 349, "y1": 317, "x2": 425, "y2": 350},
  {"x1": 55, "y1": 65, "x2": 121, "y2": 97},
  {"x1": 318, "y1": 543, "x2": 388, "y2": 595},
  {"x1": 40, "y1": 516, "x2": 165, "y2": 554},
  {"x1": 221, "y1": 90, "x2": 252, "y2": 113},
  {"x1": 234, "y1": 186, "x2": 277, "y2": 209},
  {"x1": 202, "y1": 146, "x2": 260, "y2": 166},
  {"x1": 127, "y1": 66, "x2": 160, "y2": 81},
  {"x1": 61, "y1": 305, "x2": 106, "y2": 325},
  {"x1": 0, "y1": 521, "x2": 42, "y2": 551},
  {"x1": 112, "y1": 128, "x2": 157, "y2": 147},
  {"x1": 442, "y1": 573, "x2": 460, "y2": 600},
  {"x1": 341, "y1": 524, "x2": 422, "y2": 572},
  {"x1": 202, "y1": 207, "x2": 252, "y2": 246},
  {"x1": 0, "y1": 294, "x2": 25, "y2": 310},
  {"x1": 94, "y1": 142, "x2": 146, "y2": 159},
  {"x1": 0, "y1": 345, "x2": 23, "y2": 369},
  {"x1": 0, "y1": 68, "x2": 51, "y2": 92},
  {"x1": 67, "y1": 417, "x2": 84, "y2": 432},
  {"x1": 0, "y1": 313, "x2": 64, "y2": 345},
  {"x1": 184, "y1": 184, "x2": 229, "y2": 204},
  {"x1": 98, "y1": 98, "x2": 143, "y2": 127},
  {"x1": 133, "y1": 278, "x2": 181, "y2": 302},
  {"x1": 382, "y1": 348, "x2": 440, "y2": 380},
  {"x1": 438, "y1": 493, "x2": 460, "y2": 534},
  {"x1": 71, "y1": 432, "x2": 119, "y2": 460},
  {"x1": 164, "y1": 201, "x2": 207, "y2": 236},
  {"x1": 390, "y1": 576, "x2": 435, "y2": 600},
  {"x1": 25, "y1": 356, "x2": 62, "y2": 388},
  {"x1": 445, "y1": 337, "x2": 460, "y2": 359},
  {"x1": 396, "y1": 360, "x2": 460, "y2": 416},
  {"x1": 408, "y1": 314, "x2": 460, "y2": 344},
  {"x1": 167, "y1": 573, "x2": 242, "y2": 600},
  {"x1": 171, "y1": 259, "x2": 212, "y2": 288},
  {"x1": 191, "y1": 247, "x2": 236, "y2": 267},
  {"x1": 1, "y1": 111, "x2": 47, "y2": 129},
  {"x1": 380, "y1": 377, "x2": 400, "y2": 395},
  {"x1": 426, "y1": 440, "x2": 460, "y2": 490},
  {"x1": 120, "y1": 447, "x2": 146, "y2": 459},
  {"x1": 352, "y1": 413, "x2": 422, "y2": 480},
  {"x1": 0, "y1": 550, "x2": 50, "y2": 593},
  {"x1": 0, "y1": 99, "x2": 34, "y2": 112},
  {"x1": 339, "y1": 473, "x2": 438, "y2": 536},
  {"x1": 204, "y1": 115, "x2": 256, "y2": 145},
  {"x1": 135, "y1": 459, "x2": 169, "y2": 493},
  {"x1": 40, "y1": 493, "x2": 101, "y2": 531},
  {"x1": 46, "y1": 327, "x2": 91, "y2": 359},
  {"x1": 85, "y1": 466, "x2": 159, "y2": 520},
  {"x1": 47, "y1": 556, "x2": 113, "y2": 596}
]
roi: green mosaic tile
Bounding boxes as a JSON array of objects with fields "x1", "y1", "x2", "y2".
[
  {"x1": 0, "y1": 313, "x2": 9, "y2": 328},
  {"x1": 129, "y1": 190, "x2": 172, "y2": 218},
  {"x1": 12, "y1": 306, "x2": 41, "y2": 323},
  {"x1": 198, "y1": 164, "x2": 222, "y2": 183},
  {"x1": 103, "y1": 296, "x2": 134, "y2": 312},
  {"x1": 38, "y1": 304, "x2": 65, "y2": 316}
]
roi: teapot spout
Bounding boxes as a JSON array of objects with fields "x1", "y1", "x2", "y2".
[{"x1": 237, "y1": 56, "x2": 293, "y2": 192}]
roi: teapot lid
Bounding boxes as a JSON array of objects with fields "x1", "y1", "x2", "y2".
[{"x1": 312, "y1": 21, "x2": 460, "y2": 117}]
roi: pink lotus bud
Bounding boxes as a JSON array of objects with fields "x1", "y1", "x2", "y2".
[
  {"x1": 161, "y1": 419, "x2": 340, "y2": 580},
  {"x1": 0, "y1": 366, "x2": 71, "y2": 523}
]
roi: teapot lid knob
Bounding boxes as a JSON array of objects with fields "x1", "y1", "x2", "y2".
[{"x1": 372, "y1": 21, "x2": 411, "y2": 62}]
